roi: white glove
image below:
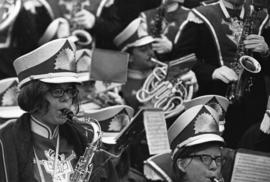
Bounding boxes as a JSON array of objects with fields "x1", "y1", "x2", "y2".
[
  {"x1": 152, "y1": 35, "x2": 173, "y2": 54},
  {"x1": 180, "y1": 70, "x2": 199, "y2": 93},
  {"x1": 244, "y1": 34, "x2": 270, "y2": 55},
  {"x1": 212, "y1": 66, "x2": 238, "y2": 84},
  {"x1": 72, "y1": 9, "x2": 96, "y2": 29}
]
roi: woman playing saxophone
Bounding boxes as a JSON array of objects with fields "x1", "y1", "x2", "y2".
[{"x1": 0, "y1": 38, "x2": 118, "y2": 182}]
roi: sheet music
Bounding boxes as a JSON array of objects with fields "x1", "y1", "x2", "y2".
[
  {"x1": 231, "y1": 151, "x2": 270, "y2": 182},
  {"x1": 143, "y1": 110, "x2": 170, "y2": 155}
]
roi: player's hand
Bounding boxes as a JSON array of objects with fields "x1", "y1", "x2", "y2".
[{"x1": 212, "y1": 66, "x2": 238, "y2": 84}]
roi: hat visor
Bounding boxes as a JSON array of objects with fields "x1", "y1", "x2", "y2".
[
  {"x1": 0, "y1": 106, "x2": 25, "y2": 118},
  {"x1": 77, "y1": 72, "x2": 90, "y2": 82},
  {"x1": 185, "y1": 134, "x2": 224, "y2": 147},
  {"x1": 123, "y1": 36, "x2": 155, "y2": 51},
  {"x1": 79, "y1": 102, "x2": 101, "y2": 114},
  {"x1": 86, "y1": 105, "x2": 134, "y2": 121},
  {"x1": 40, "y1": 76, "x2": 81, "y2": 84}
]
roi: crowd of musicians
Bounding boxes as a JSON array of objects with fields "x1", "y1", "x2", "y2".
[{"x1": 1, "y1": 0, "x2": 270, "y2": 181}]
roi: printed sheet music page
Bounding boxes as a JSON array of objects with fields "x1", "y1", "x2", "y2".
[
  {"x1": 231, "y1": 149, "x2": 270, "y2": 182},
  {"x1": 143, "y1": 109, "x2": 171, "y2": 155}
]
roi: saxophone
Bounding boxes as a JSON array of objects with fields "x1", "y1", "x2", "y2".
[
  {"x1": 61, "y1": 108, "x2": 102, "y2": 182},
  {"x1": 69, "y1": 0, "x2": 92, "y2": 46},
  {"x1": 150, "y1": 0, "x2": 167, "y2": 38},
  {"x1": 225, "y1": 4, "x2": 262, "y2": 103}
]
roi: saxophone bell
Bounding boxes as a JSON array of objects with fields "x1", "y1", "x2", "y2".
[
  {"x1": 71, "y1": 29, "x2": 92, "y2": 46},
  {"x1": 239, "y1": 55, "x2": 261, "y2": 73}
]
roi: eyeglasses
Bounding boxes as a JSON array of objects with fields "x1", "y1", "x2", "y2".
[
  {"x1": 49, "y1": 87, "x2": 79, "y2": 98},
  {"x1": 187, "y1": 154, "x2": 224, "y2": 167}
]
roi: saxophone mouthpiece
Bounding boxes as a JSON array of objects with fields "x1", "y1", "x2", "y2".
[
  {"x1": 150, "y1": 58, "x2": 167, "y2": 67},
  {"x1": 61, "y1": 108, "x2": 74, "y2": 121},
  {"x1": 211, "y1": 177, "x2": 223, "y2": 182}
]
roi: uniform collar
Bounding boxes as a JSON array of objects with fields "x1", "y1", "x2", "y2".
[
  {"x1": 128, "y1": 69, "x2": 151, "y2": 80},
  {"x1": 31, "y1": 115, "x2": 59, "y2": 140},
  {"x1": 219, "y1": 0, "x2": 245, "y2": 19}
]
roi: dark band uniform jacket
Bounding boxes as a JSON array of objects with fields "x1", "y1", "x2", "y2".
[
  {"x1": 171, "y1": 0, "x2": 270, "y2": 148},
  {"x1": 0, "y1": 114, "x2": 87, "y2": 182}
]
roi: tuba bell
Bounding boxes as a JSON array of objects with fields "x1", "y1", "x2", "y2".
[
  {"x1": 0, "y1": 0, "x2": 21, "y2": 31},
  {"x1": 136, "y1": 54, "x2": 196, "y2": 118}
]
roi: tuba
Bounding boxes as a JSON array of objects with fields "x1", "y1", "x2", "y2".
[
  {"x1": 225, "y1": 2, "x2": 264, "y2": 103},
  {"x1": 0, "y1": 0, "x2": 21, "y2": 31},
  {"x1": 61, "y1": 108, "x2": 102, "y2": 182},
  {"x1": 136, "y1": 54, "x2": 196, "y2": 118}
]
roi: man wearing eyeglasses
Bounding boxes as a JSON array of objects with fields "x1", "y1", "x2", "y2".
[
  {"x1": 168, "y1": 104, "x2": 225, "y2": 182},
  {"x1": 143, "y1": 104, "x2": 225, "y2": 182}
]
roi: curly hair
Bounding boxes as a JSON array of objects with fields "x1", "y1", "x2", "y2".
[{"x1": 17, "y1": 80, "x2": 80, "y2": 114}]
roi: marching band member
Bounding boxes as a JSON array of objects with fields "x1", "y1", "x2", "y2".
[
  {"x1": 0, "y1": 38, "x2": 101, "y2": 182},
  {"x1": 144, "y1": 104, "x2": 225, "y2": 182},
  {"x1": 141, "y1": 0, "x2": 201, "y2": 61},
  {"x1": 114, "y1": 17, "x2": 198, "y2": 113},
  {"x1": 113, "y1": 17, "x2": 157, "y2": 112},
  {"x1": 171, "y1": 0, "x2": 270, "y2": 148},
  {"x1": 34, "y1": 0, "x2": 123, "y2": 50}
]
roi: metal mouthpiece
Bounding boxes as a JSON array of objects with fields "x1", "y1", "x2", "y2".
[
  {"x1": 61, "y1": 108, "x2": 74, "y2": 121},
  {"x1": 150, "y1": 58, "x2": 168, "y2": 67},
  {"x1": 211, "y1": 177, "x2": 223, "y2": 182}
]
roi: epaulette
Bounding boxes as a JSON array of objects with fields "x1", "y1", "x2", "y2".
[{"x1": 186, "y1": 11, "x2": 203, "y2": 24}]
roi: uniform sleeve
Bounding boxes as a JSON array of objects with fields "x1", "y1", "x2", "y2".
[
  {"x1": 172, "y1": 21, "x2": 219, "y2": 82},
  {"x1": 259, "y1": 27, "x2": 270, "y2": 76},
  {"x1": 0, "y1": 139, "x2": 8, "y2": 182}
]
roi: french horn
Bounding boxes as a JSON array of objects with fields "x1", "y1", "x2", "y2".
[
  {"x1": 136, "y1": 54, "x2": 196, "y2": 118},
  {"x1": 0, "y1": 0, "x2": 21, "y2": 31}
]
